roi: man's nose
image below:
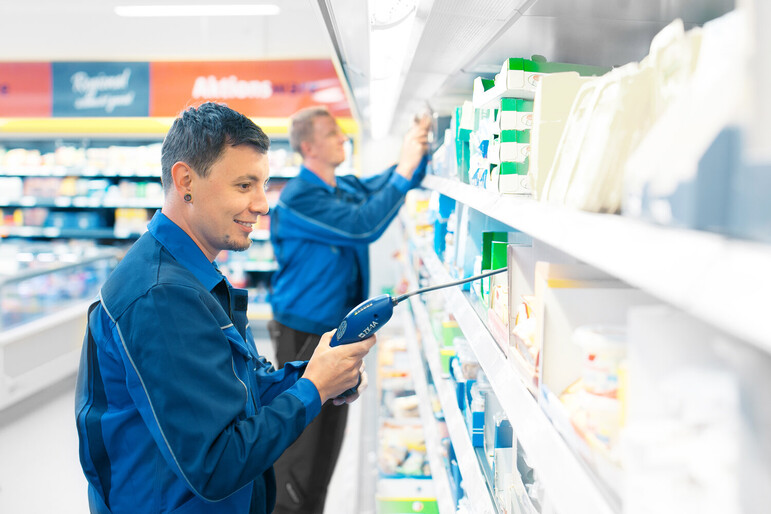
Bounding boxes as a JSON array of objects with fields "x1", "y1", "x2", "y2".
[{"x1": 250, "y1": 190, "x2": 269, "y2": 215}]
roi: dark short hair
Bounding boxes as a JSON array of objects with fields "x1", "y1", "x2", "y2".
[{"x1": 161, "y1": 102, "x2": 270, "y2": 191}]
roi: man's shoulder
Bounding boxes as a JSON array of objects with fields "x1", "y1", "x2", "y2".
[
  {"x1": 101, "y1": 233, "x2": 204, "y2": 318},
  {"x1": 278, "y1": 175, "x2": 333, "y2": 207}
]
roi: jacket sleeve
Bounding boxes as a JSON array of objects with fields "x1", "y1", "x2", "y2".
[
  {"x1": 359, "y1": 155, "x2": 428, "y2": 192},
  {"x1": 252, "y1": 357, "x2": 311, "y2": 408},
  {"x1": 277, "y1": 173, "x2": 407, "y2": 247},
  {"x1": 409, "y1": 154, "x2": 429, "y2": 189},
  {"x1": 112, "y1": 284, "x2": 321, "y2": 502}
]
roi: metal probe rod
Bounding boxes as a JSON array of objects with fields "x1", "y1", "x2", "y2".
[{"x1": 392, "y1": 267, "x2": 507, "y2": 305}]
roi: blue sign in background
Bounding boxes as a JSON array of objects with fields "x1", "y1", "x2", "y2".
[{"x1": 53, "y1": 62, "x2": 149, "y2": 117}]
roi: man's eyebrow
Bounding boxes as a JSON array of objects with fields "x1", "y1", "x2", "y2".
[{"x1": 232, "y1": 174, "x2": 261, "y2": 182}]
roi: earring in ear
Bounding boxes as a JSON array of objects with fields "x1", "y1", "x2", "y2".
[{"x1": 184, "y1": 193, "x2": 192, "y2": 202}]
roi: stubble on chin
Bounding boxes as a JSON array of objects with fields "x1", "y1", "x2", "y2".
[{"x1": 222, "y1": 235, "x2": 252, "y2": 252}]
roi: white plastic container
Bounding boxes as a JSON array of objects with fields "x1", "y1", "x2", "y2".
[{"x1": 572, "y1": 324, "x2": 627, "y2": 397}]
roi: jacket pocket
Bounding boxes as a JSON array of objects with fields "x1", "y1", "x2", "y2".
[{"x1": 222, "y1": 325, "x2": 257, "y2": 416}]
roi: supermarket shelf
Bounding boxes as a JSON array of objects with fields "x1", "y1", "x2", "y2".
[
  {"x1": 0, "y1": 167, "x2": 302, "y2": 179},
  {"x1": 247, "y1": 302, "x2": 272, "y2": 321},
  {"x1": 400, "y1": 311, "x2": 457, "y2": 514},
  {"x1": 0, "y1": 251, "x2": 118, "y2": 288},
  {"x1": 420, "y1": 248, "x2": 617, "y2": 514},
  {"x1": 0, "y1": 196, "x2": 161, "y2": 209},
  {"x1": 422, "y1": 174, "x2": 771, "y2": 351},
  {"x1": 409, "y1": 295, "x2": 497, "y2": 514},
  {"x1": 0, "y1": 226, "x2": 142, "y2": 239},
  {"x1": 0, "y1": 167, "x2": 160, "y2": 178}
]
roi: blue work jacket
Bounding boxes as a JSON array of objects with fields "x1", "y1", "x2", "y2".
[
  {"x1": 75, "y1": 212, "x2": 321, "y2": 513},
  {"x1": 269, "y1": 158, "x2": 427, "y2": 335}
]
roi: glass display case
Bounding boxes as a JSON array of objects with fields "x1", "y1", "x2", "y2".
[
  {"x1": 0, "y1": 243, "x2": 117, "y2": 330},
  {"x1": 0, "y1": 241, "x2": 119, "y2": 410}
]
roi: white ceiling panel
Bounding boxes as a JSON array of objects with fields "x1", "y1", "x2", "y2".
[{"x1": 0, "y1": 0, "x2": 332, "y2": 61}]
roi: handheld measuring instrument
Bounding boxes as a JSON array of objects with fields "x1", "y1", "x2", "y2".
[{"x1": 330, "y1": 267, "x2": 507, "y2": 396}]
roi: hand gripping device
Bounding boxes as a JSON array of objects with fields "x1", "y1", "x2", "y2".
[{"x1": 330, "y1": 267, "x2": 506, "y2": 396}]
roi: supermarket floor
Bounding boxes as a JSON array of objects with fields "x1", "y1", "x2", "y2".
[{"x1": 0, "y1": 334, "x2": 361, "y2": 513}]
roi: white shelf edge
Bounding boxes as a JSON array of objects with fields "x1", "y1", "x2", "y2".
[
  {"x1": 0, "y1": 226, "x2": 142, "y2": 239},
  {"x1": 0, "y1": 197, "x2": 162, "y2": 209},
  {"x1": 0, "y1": 167, "x2": 160, "y2": 178},
  {"x1": 422, "y1": 174, "x2": 771, "y2": 352},
  {"x1": 0, "y1": 301, "x2": 90, "y2": 347},
  {"x1": 401, "y1": 311, "x2": 459, "y2": 514},
  {"x1": 409, "y1": 295, "x2": 497, "y2": 514},
  {"x1": 420, "y1": 249, "x2": 617, "y2": 514}
]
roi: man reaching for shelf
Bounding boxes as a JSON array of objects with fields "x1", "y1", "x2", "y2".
[{"x1": 268, "y1": 106, "x2": 431, "y2": 513}]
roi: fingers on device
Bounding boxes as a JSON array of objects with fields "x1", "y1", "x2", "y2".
[{"x1": 330, "y1": 268, "x2": 506, "y2": 396}]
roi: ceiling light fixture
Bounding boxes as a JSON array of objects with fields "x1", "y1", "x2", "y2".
[
  {"x1": 367, "y1": 0, "x2": 418, "y2": 140},
  {"x1": 115, "y1": 4, "x2": 280, "y2": 17}
]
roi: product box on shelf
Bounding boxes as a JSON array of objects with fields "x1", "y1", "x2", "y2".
[
  {"x1": 473, "y1": 55, "x2": 609, "y2": 108},
  {"x1": 0, "y1": 177, "x2": 23, "y2": 199},
  {"x1": 376, "y1": 478, "x2": 438, "y2": 514},
  {"x1": 448, "y1": 337, "x2": 480, "y2": 410},
  {"x1": 529, "y1": 72, "x2": 594, "y2": 200},
  {"x1": 114, "y1": 208, "x2": 150, "y2": 237},
  {"x1": 431, "y1": 193, "x2": 456, "y2": 261},
  {"x1": 541, "y1": 61, "x2": 657, "y2": 213},
  {"x1": 431, "y1": 317, "x2": 461, "y2": 377},
  {"x1": 482, "y1": 388, "x2": 504, "y2": 462},
  {"x1": 464, "y1": 379, "x2": 487, "y2": 448},
  {"x1": 506, "y1": 240, "x2": 538, "y2": 393},
  {"x1": 489, "y1": 159, "x2": 531, "y2": 195},
  {"x1": 533, "y1": 262, "x2": 659, "y2": 497},
  {"x1": 467, "y1": 55, "x2": 608, "y2": 201},
  {"x1": 468, "y1": 107, "x2": 497, "y2": 188},
  {"x1": 497, "y1": 129, "x2": 531, "y2": 164},
  {"x1": 498, "y1": 98, "x2": 534, "y2": 132},
  {"x1": 454, "y1": 102, "x2": 474, "y2": 183}
]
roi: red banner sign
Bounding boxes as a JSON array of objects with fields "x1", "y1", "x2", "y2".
[
  {"x1": 0, "y1": 60, "x2": 351, "y2": 119},
  {"x1": 149, "y1": 60, "x2": 351, "y2": 118},
  {"x1": 0, "y1": 63, "x2": 52, "y2": 117}
]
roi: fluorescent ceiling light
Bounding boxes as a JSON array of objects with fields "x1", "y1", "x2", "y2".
[
  {"x1": 367, "y1": 0, "x2": 417, "y2": 139},
  {"x1": 115, "y1": 4, "x2": 280, "y2": 17}
]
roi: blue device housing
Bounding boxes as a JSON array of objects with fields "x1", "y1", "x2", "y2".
[
  {"x1": 331, "y1": 294, "x2": 395, "y2": 347},
  {"x1": 330, "y1": 294, "x2": 395, "y2": 397}
]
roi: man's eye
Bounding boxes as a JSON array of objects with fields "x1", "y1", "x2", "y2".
[
  {"x1": 263, "y1": 180, "x2": 270, "y2": 191},
  {"x1": 239, "y1": 183, "x2": 251, "y2": 190}
]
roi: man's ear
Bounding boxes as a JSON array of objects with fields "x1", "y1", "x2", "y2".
[
  {"x1": 300, "y1": 140, "x2": 313, "y2": 158},
  {"x1": 170, "y1": 161, "x2": 194, "y2": 199}
]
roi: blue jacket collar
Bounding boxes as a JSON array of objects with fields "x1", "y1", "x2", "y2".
[
  {"x1": 147, "y1": 211, "x2": 224, "y2": 291},
  {"x1": 299, "y1": 165, "x2": 335, "y2": 192}
]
